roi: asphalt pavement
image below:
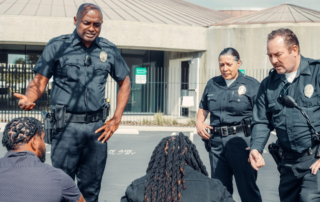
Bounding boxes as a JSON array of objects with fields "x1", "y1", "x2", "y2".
[{"x1": 0, "y1": 130, "x2": 280, "y2": 202}]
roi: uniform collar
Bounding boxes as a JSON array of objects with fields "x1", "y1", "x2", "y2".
[
  {"x1": 298, "y1": 55, "x2": 311, "y2": 76},
  {"x1": 71, "y1": 29, "x2": 102, "y2": 49},
  {"x1": 273, "y1": 55, "x2": 310, "y2": 82}
]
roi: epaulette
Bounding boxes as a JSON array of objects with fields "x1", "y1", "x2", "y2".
[
  {"x1": 309, "y1": 59, "x2": 320, "y2": 65},
  {"x1": 269, "y1": 68, "x2": 275, "y2": 75},
  {"x1": 99, "y1": 37, "x2": 115, "y2": 47},
  {"x1": 48, "y1": 33, "x2": 72, "y2": 44},
  {"x1": 243, "y1": 74, "x2": 259, "y2": 84}
]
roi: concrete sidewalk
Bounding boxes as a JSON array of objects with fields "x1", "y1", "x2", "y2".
[{"x1": 0, "y1": 122, "x2": 196, "y2": 133}]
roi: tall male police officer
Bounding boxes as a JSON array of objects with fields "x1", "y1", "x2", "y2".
[
  {"x1": 14, "y1": 3, "x2": 131, "y2": 202},
  {"x1": 249, "y1": 28, "x2": 320, "y2": 202}
]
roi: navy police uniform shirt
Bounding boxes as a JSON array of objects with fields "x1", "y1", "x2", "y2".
[
  {"x1": 0, "y1": 151, "x2": 81, "y2": 202},
  {"x1": 251, "y1": 56, "x2": 320, "y2": 154},
  {"x1": 199, "y1": 71, "x2": 260, "y2": 127},
  {"x1": 33, "y1": 30, "x2": 130, "y2": 113}
]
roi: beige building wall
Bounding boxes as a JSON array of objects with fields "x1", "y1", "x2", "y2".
[
  {"x1": 205, "y1": 23, "x2": 320, "y2": 84},
  {"x1": 0, "y1": 15, "x2": 207, "y2": 52}
]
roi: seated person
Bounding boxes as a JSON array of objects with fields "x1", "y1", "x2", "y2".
[
  {"x1": 0, "y1": 117, "x2": 85, "y2": 202},
  {"x1": 121, "y1": 133, "x2": 234, "y2": 202}
]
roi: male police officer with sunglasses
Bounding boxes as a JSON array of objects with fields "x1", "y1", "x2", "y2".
[
  {"x1": 249, "y1": 28, "x2": 320, "y2": 202},
  {"x1": 13, "y1": 3, "x2": 131, "y2": 202}
]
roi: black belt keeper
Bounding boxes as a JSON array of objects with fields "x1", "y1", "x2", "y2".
[{"x1": 211, "y1": 124, "x2": 243, "y2": 136}]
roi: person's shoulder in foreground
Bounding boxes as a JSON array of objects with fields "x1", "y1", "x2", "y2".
[
  {"x1": 0, "y1": 117, "x2": 85, "y2": 202},
  {"x1": 120, "y1": 133, "x2": 234, "y2": 202},
  {"x1": 121, "y1": 165, "x2": 234, "y2": 202}
]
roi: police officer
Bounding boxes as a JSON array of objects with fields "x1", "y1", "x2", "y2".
[
  {"x1": 196, "y1": 48, "x2": 262, "y2": 202},
  {"x1": 13, "y1": 3, "x2": 131, "y2": 202},
  {"x1": 249, "y1": 28, "x2": 320, "y2": 202}
]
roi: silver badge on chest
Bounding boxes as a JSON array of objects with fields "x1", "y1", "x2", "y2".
[
  {"x1": 238, "y1": 85, "x2": 246, "y2": 95},
  {"x1": 304, "y1": 84, "x2": 314, "y2": 98},
  {"x1": 100, "y1": 51, "x2": 108, "y2": 62}
]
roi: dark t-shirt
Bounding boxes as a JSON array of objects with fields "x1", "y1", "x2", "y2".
[
  {"x1": 0, "y1": 151, "x2": 81, "y2": 202},
  {"x1": 121, "y1": 165, "x2": 234, "y2": 202}
]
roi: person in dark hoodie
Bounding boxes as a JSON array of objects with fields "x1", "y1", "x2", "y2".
[{"x1": 121, "y1": 133, "x2": 234, "y2": 202}]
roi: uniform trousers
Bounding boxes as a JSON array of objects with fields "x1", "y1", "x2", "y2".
[
  {"x1": 279, "y1": 154, "x2": 320, "y2": 202},
  {"x1": 51, "y1": 120, "x2": 108, "y2": 202},
  {"x1": 209, "y1": 132, "x2": 262, "y2": 202}
]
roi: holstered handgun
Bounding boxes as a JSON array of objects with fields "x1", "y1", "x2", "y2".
[
  {"x1": 103, "y1": 98, "x2": 110, "y2": 122},
  {"x1": 242, "y1": 117, "x2": 252, "y2": 137},
  {"x1": 55, "y1": 105, "x2": 66, "y2": 131},
  {"x1": 268, "y1": 142, "x2": 281, "y2": 167},
  {"x1": 41, "y1": 111, "x2": 54, "y2": 144},
  {"x1": 202, "y1": 128, "x2": 213, "y2": 152}
]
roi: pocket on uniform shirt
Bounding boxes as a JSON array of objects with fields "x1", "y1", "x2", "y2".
[
  {"x1": 207, "y1": 94, "x2": 220, "y2": 112},
  {"x1": 58, "y1": 58, "x2": 81, "y2": 82},
  {"x1": 229, "y1": 94, "x2": 249, "y2": 115},
  {"x1": 93, "y1": 64, "x2": 111, "y2": 84},
  {"x1": 297, "y1": 95, "x2": 319, "y2": 123},
  {"x1": 266, "y1": 102, "x2": 283, "y2": 127}
]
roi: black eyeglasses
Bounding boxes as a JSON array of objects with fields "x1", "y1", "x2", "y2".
[
  {"x1": 84, "y1": 55, "x2": 92, "y2": 66},
  {"x1": 278, "y1": 82, "x2": 291, "y2": 103}
]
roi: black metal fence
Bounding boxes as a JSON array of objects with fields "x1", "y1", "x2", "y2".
[{"x1": 0, "y1": 64, "x2": 50, "y2": 122}]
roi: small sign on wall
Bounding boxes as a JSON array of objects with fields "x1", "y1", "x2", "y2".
[
  {"x1": 135, "y1": 67, "x2": 147, "y2": 84},
  {"x1": 239, "y1": 69, "x2": 245, "y2": 75}
]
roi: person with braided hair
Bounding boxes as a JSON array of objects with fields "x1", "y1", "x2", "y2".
[
  {"x1": 121, "y1": 133, "x2": 234, "y2": 202},
  {"x1": 0, "y1": 117, "x2": 85, "y2": 202}
]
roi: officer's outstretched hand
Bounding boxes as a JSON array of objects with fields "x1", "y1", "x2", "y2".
[
  {"x1": 96, "y1": 118, "x2": 120, "y2": 143},
  {"x1": 14, "y1": 93, "x2": 36, "y2": 111},
  {"x1": 249, "y1": 149, "x2": 265, "y2": 171},
  {"x1": 310, "y1": 159, "x2": 320, "y2": 175},
  {"x1": 196, "y1": 121, "x2": 213, "y2": 140}
]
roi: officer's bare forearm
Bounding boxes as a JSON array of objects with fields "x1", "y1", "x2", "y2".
[
  {"x1": 113, "y1": 76, "x2": 131, "y2": 122},
  {"x1": 25, "y1": 74, "x2": 49, "y2": 102},
  {"x1": 196, "y1": 108, "x2": 209, "y2": 124}
]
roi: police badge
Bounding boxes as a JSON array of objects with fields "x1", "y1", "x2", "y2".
[
  {"x1": 100, "y1": 51, "x2": 108, "y2": 62},
  {"x1": 238, "y1": 85, "x2": 246, "y2": 95},
  {"x1": 304, "y1": 84, "x2": 314, "y2": 98}
]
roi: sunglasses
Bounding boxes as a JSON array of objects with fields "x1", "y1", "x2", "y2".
[{"x1": 278, "y1": 82, "x2": 291, "y2": 103}]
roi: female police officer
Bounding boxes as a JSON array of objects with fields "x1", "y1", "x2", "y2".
[{"x1": 196, "y1": 48, "x2": 262, "y2": 202}]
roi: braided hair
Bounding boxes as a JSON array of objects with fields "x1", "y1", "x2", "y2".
[
  {"x1": 2, "y1": 117, "x2": 43, "y2": 151},
  {"x1": 144, "y1": 132, "x2": 208, "y2": 202}
]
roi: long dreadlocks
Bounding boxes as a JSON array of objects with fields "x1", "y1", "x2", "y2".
[
  {"x1": 144, "y1": 132, "x2": 208, "y2": 202},
  {"x1": 2, "y1": 117, "x2": 43, "y2": 151}
]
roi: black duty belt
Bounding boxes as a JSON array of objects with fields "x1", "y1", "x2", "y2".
[
  {"x1": 65, "y1": 111, "x2": 103, "y2": 123},
  {"x1": 210, "y1": 124, "x2": 243, "y2": 137},
  {"x1": 280, "y1": 146, "x2": 317, "y2": 160}
]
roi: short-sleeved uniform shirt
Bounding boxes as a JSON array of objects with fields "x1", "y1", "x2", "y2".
[
  {"x1": 199, "y1": 71, "x2": 260, "y2": 127},
  {"x1": 0, "y1": 151, "x2": 81, "y2": 202},
  {"x1": 251, "y1": 56, "x2": 320, "y2": 154},
  {"x1": 33, "y1": 30, "x2": 130, "y2": 113}
]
